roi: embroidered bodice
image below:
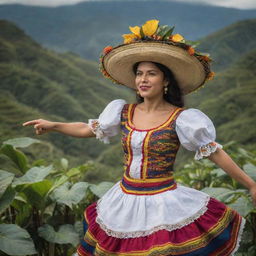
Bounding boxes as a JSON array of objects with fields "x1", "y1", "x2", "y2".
[{"x1": 120, "y1": 103, "x2": 183, "y2": 180}]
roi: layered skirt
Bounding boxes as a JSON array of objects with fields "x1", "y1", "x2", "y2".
[{"x1": 77, "y1": 183, "x2": 245, "y2": 256}]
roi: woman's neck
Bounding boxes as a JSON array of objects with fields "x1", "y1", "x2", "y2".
[{"x1": 140, "y1": 97, "x2": 171, "y2": 112}]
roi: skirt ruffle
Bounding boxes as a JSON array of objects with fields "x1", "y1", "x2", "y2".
[{"x1": 77, "y1": 197, "x2": 245, "y2": 256}]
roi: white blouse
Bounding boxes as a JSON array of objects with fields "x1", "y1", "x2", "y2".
[{"x1": 88, "y1": 99, "x2": 222, "y2": 160}]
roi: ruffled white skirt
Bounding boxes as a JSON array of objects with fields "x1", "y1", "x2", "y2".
[{"x1": 96, "y1": 182, "x2": 210, "y2": 238}]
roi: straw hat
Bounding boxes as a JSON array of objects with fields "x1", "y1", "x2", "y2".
[{"x1": 100, "y1": 20, "x2": 214, "y2": 95}]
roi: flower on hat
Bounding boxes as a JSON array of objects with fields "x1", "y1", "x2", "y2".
[
  {"x1": 103, "y1": 46, "x2": 113, "y2": 55},
  {"x1": 206, "y1": 71, "x2": 215, "y2": 80},
  {"x1": 101, "y1": 19, "x2": 214, "y2": 92},
  {"x1": 170, "y1": 34, "x2": 184, "y2": 43},
  {"x1": 122, "y1": 20, "x2": 159, "y2": 44},
  {"x1": 129, "y1": 26, "x2": 141, "y2": 37},
  {"x1": 142, "y1": 19, "x2": 159, "y2": 36},
  {"x1": 187, "y1": 46, "x2": 195, "y2": 56},
  {"x1": 122, "y1": 33, "x2": 138, "y2": 44}
]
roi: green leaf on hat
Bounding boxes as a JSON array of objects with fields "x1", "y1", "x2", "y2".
[{"x1": 185, "y1": 40, "x2": 200, "y2": 48}]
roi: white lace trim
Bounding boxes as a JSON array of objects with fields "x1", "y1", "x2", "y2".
[
  {"x1": 88, "y1": 119, "x2": 109, "y2": 144},
  {"x1": 195, "y1": 142, "x2": 223, "y2": 160},
  {"x1": 231, "y1": 217, "x2": 246, "y2": 256},
  {"x1": 95, "y1": 196, "x2": 210, "y2": 238}
]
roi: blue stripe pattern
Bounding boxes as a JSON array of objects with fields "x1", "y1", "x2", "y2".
[
  {"x1": 182, "y1": 221, "x2": 233, "y2": 256},
  {"x1": 80, "y1": 219, "x2": 95, "y2": 254}
]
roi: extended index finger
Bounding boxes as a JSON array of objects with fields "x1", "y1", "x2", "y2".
[{"x1": 22, "y1": 120, "x2": 40, "y2": 127}]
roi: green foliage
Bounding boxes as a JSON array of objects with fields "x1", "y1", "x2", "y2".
[
  {"x1": 0, "y1": 20, "x2": 132, "y2": 169},
  {"x1": 0, "y1": 224, "x2": 37, "y2": 256},
  {"x1": 175, "y1": 143, "x2": 256, "y2": 255},
  {"x1": 0, "y1": 137, "x2": 114, "y2": 255}
]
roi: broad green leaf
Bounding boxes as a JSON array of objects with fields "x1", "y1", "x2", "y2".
[
  {"x1": 3, "y1": 137, "x2": 41, "y2": 148},
  {"x1": 243, "y1": 163, "x2": 256, "y2": 181},
  {"x1": 47, "y1": 175, "x2": 69, "y2": 195},
  {"x1": 228, "y1": 197, "x2": 254, "y2": 217},
  {"x1": 23, "y1": 180, "x2": 53, "y2": 209},
  {"x1": 38, "y1": 224, "x2": 79, "y2": 246},
  {"x1": 50, "y1": 182, "x2": 89, "y2": 208},
  {"x1": 14, "y1": 204, "x2": 32, "y2": 227},
  {"x1": 66, "y1": 167, "x2": 80, "y2": 177},
  {"x1": 0, "y1": 170, "x2": 15, "y2": 198},
  {"x1": 201, "y1": 187, "x2": 233, "y2": 201},
  {"x1": 61, "y1": 158, "x2": 68, "y2": 171},
  {"x1": 89, "y1": 182, "x2": 114, "y2": 198},
  {"x1": 0, "y1": 144, "x2": 27, "y2": 173},
  {"x1": 211, "y1": 168, "x2": 227, "y2": 178},
  {"x1": 0, "y1": 187, "x2": 16, "y2": 213},
  {"x1": 12, "y1": 165, "x2": 53, "y2": 186},
  {"x1": 0, "y1": 224, "x2": 37, "y2": 255}
]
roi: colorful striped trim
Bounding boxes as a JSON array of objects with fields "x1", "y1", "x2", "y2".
[
  {"x1": 78, "y1": 200, "x2": 244, "y2": 256},
  {"x1": 120, "y1": 173, "x2": 177, "y2": 195}
]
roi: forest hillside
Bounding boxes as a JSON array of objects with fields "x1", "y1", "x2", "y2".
[{"x1": 0, "y1": 18, "x2": 256, "y2": 179}]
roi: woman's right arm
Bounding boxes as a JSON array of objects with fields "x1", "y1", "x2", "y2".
[{"x1": 22, "y1": 119, "x2": 95, "y2": 138}]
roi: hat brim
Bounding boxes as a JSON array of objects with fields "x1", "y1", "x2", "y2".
[{"x1": 102, "y1": 41, "x2": 207, "y2": 95}]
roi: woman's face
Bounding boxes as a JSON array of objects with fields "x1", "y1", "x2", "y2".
[{"x1": 135, "y1": 62, "x2": 167, "y2": 99}]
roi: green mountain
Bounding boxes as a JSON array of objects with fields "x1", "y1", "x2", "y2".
[
  {"x1": 0, "y1": 20, "x2": 132, "y2": 170},
  {"x1": 199, "y1": 19, "x2": 256, "y2": 71},
  {"x1": 187, "y1": 19, "x2": 256, "y2": 150}
]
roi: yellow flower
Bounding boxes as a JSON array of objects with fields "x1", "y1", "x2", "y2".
[
  {"x1": 142, "y1": 19, "x2": 159, "y2": 37},
  {"x1": 171, "y1": 34, "x2": 184, "y2": 42},
  {"x1": 129, "y1": 26, "x2": 141, "y2": 38},
  {"x1": 122, "y1": 33, "x2": 137, "y2": 44}
]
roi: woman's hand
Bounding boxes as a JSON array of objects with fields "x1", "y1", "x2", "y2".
[
  {"x1": 23, "y1": 119, "x2": 56, "y2": 135},
  {"x1": 249, "y1": 184, "x2": 256, "y2": 207}
]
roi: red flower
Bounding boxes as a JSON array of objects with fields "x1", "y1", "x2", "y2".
[
  {"x1": 103, "y1": 46, "x2": 113, "y2": 55},
  {"x1": 188, "y1": 46, "x2": 195, "y2": 56}
]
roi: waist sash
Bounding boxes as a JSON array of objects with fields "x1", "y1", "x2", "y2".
[{"x1": 120, "y1": 173, "x2": 177, "y2": 195}]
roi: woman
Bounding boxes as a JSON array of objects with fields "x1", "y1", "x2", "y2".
[{"x1": 24, "y1": 20, "x2": 256, "y2": 255}]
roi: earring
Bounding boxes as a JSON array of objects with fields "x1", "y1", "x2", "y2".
[
  {"x1": 136, "y1": 90, "x2": 140, "y2": 95},
  {"x1": 164, "y1": 86, "x2": 168, "y2": 94}
]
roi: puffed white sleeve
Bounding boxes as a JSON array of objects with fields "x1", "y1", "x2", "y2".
[
  {"x1": 88, "y1": 99, "x2": 127, "y2": 144},
  {"x1": 176, "y1": 108, "x2": 223, "y2": 160}
]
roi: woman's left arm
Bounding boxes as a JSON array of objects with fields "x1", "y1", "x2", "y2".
[{"x1": 208, "y1": 148, "x2": 256, "y2": 206}]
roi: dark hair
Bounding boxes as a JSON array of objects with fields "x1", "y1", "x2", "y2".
[{"x1": 133, "y1": 62, "x2": 184, "y2": 107}]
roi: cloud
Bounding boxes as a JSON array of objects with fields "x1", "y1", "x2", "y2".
[
  {"x1": 173, "y1": 0, "x2": 256, "y2": 9},
  {"x1": 0, "y1": 0, "x2": 89, "y2": 7},
  {"x1": 0, "y1": 0, "x2": 255, "y2": 9}
]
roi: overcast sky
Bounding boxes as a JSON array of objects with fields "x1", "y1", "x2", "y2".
[{"x1": 0, "y1": 0, "x2": 255, "y2": 9}]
